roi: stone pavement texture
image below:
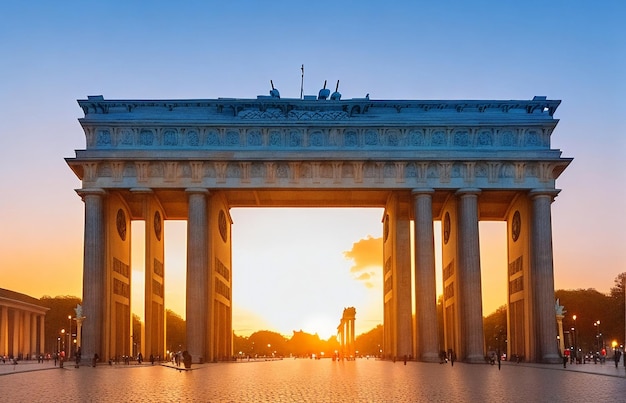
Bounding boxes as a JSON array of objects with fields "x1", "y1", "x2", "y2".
[{"x1": 1, "y1": 358, "x2": 625, "y2": 402}]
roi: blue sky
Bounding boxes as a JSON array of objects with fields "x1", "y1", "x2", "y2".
[{"x1": 1, "y1": 1, "x2": 624, "y2": 338}]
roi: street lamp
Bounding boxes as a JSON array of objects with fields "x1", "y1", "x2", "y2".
[
  {"x1": 572, "y1": 315, "x2": 577, "y2": 364},
  {"x1": 594, "y1": 320, "x2": 601, "y2": 353},
  {"x1": 68, "y1": 315, "x2": 72, "y2": 359},
  {"x1": 570, "y1": 327, "x2": 576, "y2": 364}
]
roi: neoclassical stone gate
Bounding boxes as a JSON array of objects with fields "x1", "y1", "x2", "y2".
[{"x1": 67, "y1": 91, "x2": 570, "y2": 363}]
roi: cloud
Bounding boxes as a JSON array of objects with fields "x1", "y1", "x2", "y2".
[{"x1": 343, "y1": 236, "x2": 382, "y2": 288}]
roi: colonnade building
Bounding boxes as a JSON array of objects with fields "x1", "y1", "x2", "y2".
[
  {"x1": 66, "y1": 91, "x2": 570, "y2": 363},
  {"x1": 337, "y1": 307, "x2": 356, "y2": 359},
  {"x1": 0, "y1": 288, "x2": 49, "y2": 359}
]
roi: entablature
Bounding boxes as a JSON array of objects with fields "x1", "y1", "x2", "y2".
[{"x1": 67, "y1": 157, "x2": 571, "y2": 194}]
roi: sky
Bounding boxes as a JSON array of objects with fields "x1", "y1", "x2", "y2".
[{"x1": 1, "y1": 1, "x2": 624, "y2": 339}]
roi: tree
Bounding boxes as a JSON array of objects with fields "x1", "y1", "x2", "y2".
[
  {"x1": 248, "y1": 330, "x2": 288, "y2": 357},
  {"x1": 354, "y1": 324, "x2": 383, "y2": 357},
  {"x1": 40, "y1": 295, "x2": 81, "y2": 355},
  {"x1": 166, "y1": 309, "x2": 186, "y2": 354},
  {"x1": 132, "y1": 314, "x2": 142, "y2": 357},
  {"x1": 555, "y1": 288, "x2": 621, "y2": 353},
  {"x1": 483, "y1": 305, "x2": 507, "y2": 354},
  {"x1": 609, "y1": 272, "x2": 626, "y2": 299}
]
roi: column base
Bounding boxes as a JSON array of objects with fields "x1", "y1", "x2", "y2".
[
  {"x1": 464, "y1": 354, "x2": 486, "y2": 364},
  {"x1": 541, "y1": 354, "x2": 562, "y2": 364},
  {"x1": 420, "y1": 352, "x2": 441, "y2": 363}
]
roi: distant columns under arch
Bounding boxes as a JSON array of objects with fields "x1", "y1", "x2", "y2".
[{"x1": 337, "y1": 307, "x2": 356, "y2": 359}]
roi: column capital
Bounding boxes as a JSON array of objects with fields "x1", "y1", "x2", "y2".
[
  {"x1": 185, "y1": 187, "x2": 210, "y2": 196},
  {"x1": 75, "y1": 188, "x2": 106, "y2": 200},
  {"x1": 529, "y1": 189, "x2": 560, "y2": 200},
  {"x1": 411, "y1": 188, "x2": 435, "y2": 197},
  {"x1": 455, "y1": 188, "x2": 481, "y2": 197},
  {"x1": 130, "y1": 187, "x2": 153, "y2": 194}
]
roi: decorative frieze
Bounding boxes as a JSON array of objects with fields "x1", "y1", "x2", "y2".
[
  {"x1": 240, "y1": 162, "x2": 251, "y2": 184},
  {"x1": 190, "y1": 162, "x2": 203, "y2": 182},
  {"x1": 215, "y1": 162, "x2": 227, "y2": 183},
  {"x1": 515, "y1": 162, "x2": 527, "y2": 183},
  {"x1": 81, "y1": 124, "x2": 556, "y2": 151},
  {"x1": 164, "y1": 162, "x2": 178, "y2": 182},
  {"x1": 81, "y1": 158, "x2": 568, "y2": 189}
]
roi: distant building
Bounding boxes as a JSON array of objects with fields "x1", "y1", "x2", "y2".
[{"x1": 0, "y1": 288, "x2": 49, "y2": 359}]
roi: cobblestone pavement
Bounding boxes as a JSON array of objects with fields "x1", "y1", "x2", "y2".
[{"x1": 1, "y1": 358, "x2": 625, "y2": 402}]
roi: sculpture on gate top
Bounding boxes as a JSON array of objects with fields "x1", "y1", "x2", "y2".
[{"x1": 554, "y1": 299, "x2": 566, "y2": 316}]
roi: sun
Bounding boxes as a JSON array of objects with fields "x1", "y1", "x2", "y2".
[{"x1": 301, "y1": 315, "x2": 338, "y2": 340}]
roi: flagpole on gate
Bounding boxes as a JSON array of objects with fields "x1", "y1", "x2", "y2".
[{"x1": 300, "y1": 64, "x2": 304, "y2": 100}]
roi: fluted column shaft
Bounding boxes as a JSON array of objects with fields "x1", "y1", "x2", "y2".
[
  {"x1": 350, "y1": 319, "x2": 355, "y2": 354},
  {"x1": 186, "y1": 189, "x2": 209, "y2": 363},
  {"x1": 530, "y1": 190, "x2": 560, "y2": 363},
  {"x1": 79, "y1": 189, "x2": 106, "y2": 360},
  {"x1": 456, "y1": 189, "x2": 484, "y2": 362},
  {"x1": 0, "y1": 306, "x2": 7, "y2": 355},
  {"x1": 30, "y1": 313, "x2": 37, "y2": 355},
  {"x1": 412, "y1": 189, "x2": 439, "y2": 362},
  {"x1": 12, "y1": 310, "x2": 20, "y2": 356},
  {"x1": 39, "y1": 315, "x2": 45, "y2": 355}
]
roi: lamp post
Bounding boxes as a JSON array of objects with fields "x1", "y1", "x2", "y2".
[
  {"x1": 68, "y1": 315, "x2": 72, "y2": 359},
  {"x1": 594, "y1": 320, "x2": 600, "y2": 353},
  {"x1": 570, "y1": 327, "x2": 576, "y2": 364},
  {"x1": 60, "y1": 329, "x2": 65, "y2": 368},
  {"x1": 572, "y1": 315, "x2": 577, "y2": 364}
]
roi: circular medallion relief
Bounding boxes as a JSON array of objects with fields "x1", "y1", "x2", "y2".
[
  {"x1": 218, "y1": 210, "x2": 228, "y2": 243},
  {"x1": 383, "y1": 214, "x2": 390, "y2": 242},
  {"x1": 443, "y1": 212, "x2": 451, "y2": 245},
  {"x1": 154, "y1": 211, "x2": 162, "y2": 241},
  {"x1": 116, "y1": 209, "x2": 127, "y2": 241},
  {"x1": 512, "y1": 210, "x2": 521, "y2": 242}
]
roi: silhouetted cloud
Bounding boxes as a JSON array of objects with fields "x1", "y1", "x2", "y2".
[{"x1": 343, "y1": 236, "x2": 382, "y2": 288}]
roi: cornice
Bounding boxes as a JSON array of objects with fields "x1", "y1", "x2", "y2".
[{"x1": 77, "y1": 97, "x2": 561, "y2": 121}]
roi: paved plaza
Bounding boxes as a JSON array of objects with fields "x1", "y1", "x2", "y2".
[{"x1": 1, "y1": 358, "x2": 625, "y2": 402}]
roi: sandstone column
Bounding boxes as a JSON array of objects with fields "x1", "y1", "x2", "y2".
[
  {"x1": 30, "y1": 313, "x2": 37, "y2": 357},
  {"x1": 456, "y1": 189, "x2": 485, "y2": 363},
  {"x1": 530, "y1": 190, "x2": 561, "y2": 363},
  {"x1": 78, "y1": 189, "x2": 106, "y2": 361},
  {"x1": 186, "y1": 188, "x2": 209, "y2": 363},
  {"x1": 0, "y1": 306, "x2": 7, "y2": 356},
  {"x1": 412, "y1": 189, "x2": 439, "y2": 362},
  {"x1": 350, "y1": 318, "x2": 355, "y2": 357},
  {"x1": 39, "y1": 315, "x2": 45, "y2": 356},
  {"x1": 22, "y1": 312, "x2": 31, "y2": 357},
  {"x1": 556, "y1": 314, "x2": 565, "y2": 354},
  {"x1": 12, "y1": 310, "x2": 20, "y2": 357}
]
